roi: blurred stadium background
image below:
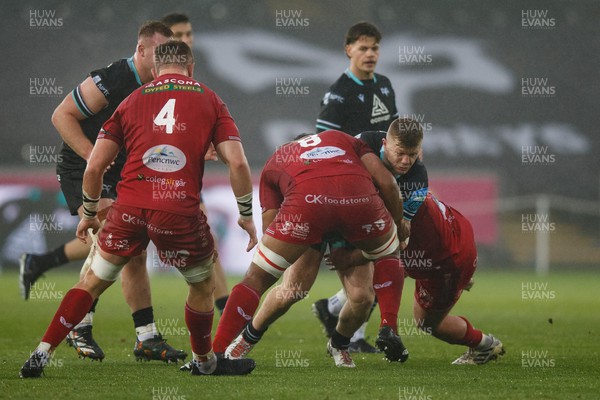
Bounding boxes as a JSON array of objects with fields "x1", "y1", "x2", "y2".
[{"x1": 2, "y1": 0, "x2": 599, "y2": 276}]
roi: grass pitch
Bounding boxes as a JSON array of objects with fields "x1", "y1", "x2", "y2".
[{"x1": 1, "y1": 268, "x2": 598, "y2": 399}]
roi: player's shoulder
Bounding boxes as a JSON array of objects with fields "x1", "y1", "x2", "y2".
[
  {"x1": 375, "y1": 73, "x2": 395, "y2": 91},
  {"x1": 90, "y1": 58, "x2": 135, "y2": 98},
  {"x1": 91, "y1": 58, "x2": 129, "y2": 81},
  {"x1": 321, "y1": 74, "x2": 352, "y2": 104},
  {"x1": 355, "y1": 130, "x2": 385, "y2": 150},
  {"x1": 331, "y1": 73, "x2": 364, "y2": 94},
  {"x1": 355, "y1": 130, "x2": 386, "y2": 141},
  {"x1": 374, "y1": 72, "x2": 393, "y2": 84},
  {"x1": 322, "y1": 73, "x2": 368, "y2": 107}
]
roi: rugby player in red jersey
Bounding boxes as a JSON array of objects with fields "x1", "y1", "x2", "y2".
[
  {"x1": 20, "y1": 40, "x2": 257, "y2": 378},
  {"x1": 326, "y1": 119, "x2": 505, "y2": 365},
  {"x1": 225, "y1": 122, "x2": 416, "y2": 364},
  {"x1": 212, "y1": 130, "x2": 407, "y2": 367},
  {"x1": 161, "y1": 13, "x2": 232, "y2": 323},
  {"x1": 19, "y1": 21, "x2": 189, "y2": 363},
  {"x1": 230, "y1": 118, "x2": 504, "y2": 366}
]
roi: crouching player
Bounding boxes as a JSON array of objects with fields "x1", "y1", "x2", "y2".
[
  {"x1": 20, "y1": 40, "x2": 257, "y2": 378},
  {"x1": 226, "y1": 120, "x2": 424, "y2": 365},
  {"x1": 211, "y1": 130, "x2": 407, "y2": 368},
  {"x1": 329, "y1": 118, "x2": 505, "y2": 365}
]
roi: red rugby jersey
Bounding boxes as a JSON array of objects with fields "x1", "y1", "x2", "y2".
[
  {"x1": 98, "y1": 73, "x2": 240, "y2": 216},
  {"x1": 259, "y1": 130, "x2": 374, "y2": 211}
]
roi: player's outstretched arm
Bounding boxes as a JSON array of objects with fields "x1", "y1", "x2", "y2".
[
  {"x1": 216, "y1": 140, "x2": 258, "y2": 251},
  {"x1": 51, "y1": 77, "x2": 109, "y2": 161}
]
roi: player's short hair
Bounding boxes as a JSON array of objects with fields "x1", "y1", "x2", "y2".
[
  {"x1": 138, "y1": 20, "x2": 173, "y2": 40},
  {"x1": 387, "y1": 118, "x2": 423, "y2": 149},
  {"x1": 345, "y1": 21, "x2": 382, "y2": 45},
  {"x1": 153, "y1": 40, "x2": 194, "y2": 72},
  {"x1": 161, "y1": 13, "x2": 190, "y2": 27}
]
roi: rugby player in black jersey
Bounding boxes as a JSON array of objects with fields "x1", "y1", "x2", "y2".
[
  {"x1": 19, "y1": 21, "x2": 187, "y2": 364},
  {"x1": 314, "y1": 22, "x2": 401, "y2": 354},
  {"x1": 316, "y1": 21, "x2": 398, "y2": 136}
]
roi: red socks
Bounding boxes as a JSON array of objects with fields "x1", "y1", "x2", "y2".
[
  {"x1": 41, "y1": 288, "x2": 94, "y2": 347},
  {"x1": 212, "y1": 283, "x2": 260, "y2": 353},
  {"x1": 185, "y1": 303, "x2": 214, "y2": 359},
  {"x1": 451, "y1": 316, "x2": 483, "y2": 347},
  {"x1": 373, "y1": 256, "x2": 404, "y2": 332}
]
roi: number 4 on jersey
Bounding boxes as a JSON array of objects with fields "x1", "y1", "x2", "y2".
[{"x1": 154, "y1": 99, "x2": 176, "y2": 134}]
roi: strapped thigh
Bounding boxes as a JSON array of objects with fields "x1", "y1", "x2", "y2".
[
  {"x1": 361, "y1": 226, "x2": 399, "y2": 260},
  {"x1": 252, "y1": 241, "x2": 292, "y2": 278},
  {"x1": 178, "y1": 255, "x2": 215, "y2": 283}
]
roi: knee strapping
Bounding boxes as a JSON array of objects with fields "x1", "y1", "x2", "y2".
[
  {"x1": 179, "y1": 256, "x2": 214, "y2": 283},
  {"x1": 90, "y1": 253, "x2": 124, "y2": 281},
  {"x1": 252, "y1": 241, "x2": 291, "y2": 278},
  {"x1": 361, "y1": 227, "x2": 399, "y2": 260}
]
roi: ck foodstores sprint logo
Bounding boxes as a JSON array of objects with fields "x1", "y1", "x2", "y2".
[
  {"x1": 304, "y1": 194, "x2": 370, "y2": 206},
  {"x1": 521, "y1": 10, "x2": 556, "y2": 29},
  {"x1": 29, "y1": 9, "x2": 63, "y2": 29}
]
